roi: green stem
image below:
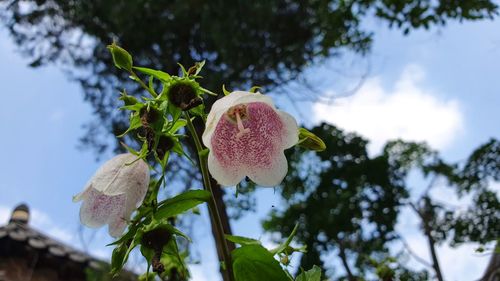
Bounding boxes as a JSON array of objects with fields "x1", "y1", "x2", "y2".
[
  {"x1": 184, "y1": 112, "x2": 234, "y2": 281},
  {"x1": 130, "y1": 69, "x2": 158, "y2": 98}
]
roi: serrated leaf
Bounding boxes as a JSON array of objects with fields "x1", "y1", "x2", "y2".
[
  {"x1": 225, "y1": 235, "x2": 262, "y2": 246},
  {"x1": 169, "y1": 119, "x2": 187, "y2": 133},
  {"x1": 232, "y1": 245, "x2": 290, "y2": 281},
  {"x1": 133, "y1": 66, "x2": 171, "y2": 82},
  {"x1": 295, "y1": 265, "x2": 321, "y2": 281},
  {"x1": 121, "y1": 103, "x2": 144, "y2": 112},
  {"x1": 119, "y1": 90, "x2": 138, "y2": 106},
  {"x1": 118, "y1": 113, "x2": 142, "y2": 137},
  {"x1": 154, "y1": 190, "x2": 211, "y2": 219}
]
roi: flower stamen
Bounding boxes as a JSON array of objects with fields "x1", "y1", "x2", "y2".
[
  {"x1": 235, "y1": 109, "x2": 250, "y2": 138},
  {"x1": 227, "y1": 104, "x2": 251, "y2": 138}
]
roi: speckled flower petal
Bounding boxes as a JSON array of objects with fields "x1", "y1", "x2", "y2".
[
  {"x1": 278, "y1": 111, "x2": 299, "y2": 149},
  {"x1": 108, "y1": 215, "x2": 128, "y2": 238},
  {"x1": 203, "y1": 91, "x2": 274, "y2": 149},
  {"x1": 207, "y1": 152, "x2": 246, "y2": 186},
  {"x1": 79, "y1": 188, "x2": 126, "y2": 229},
  {"x1": 247, "y1": 152, "x2": 288, "y2": 187},
  {"x1": 208, "y1": 99, "x2": 297, "y2": 186},
  {"x1": 74, "y1": 153, "x2": 150, "y2": 237}
]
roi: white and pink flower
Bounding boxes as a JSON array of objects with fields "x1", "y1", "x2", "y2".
[
  {"x1": 73, "y1": 153, "x2": 150, "y2": 237},
  {"x1": 202, "y1": 91, "x2": 298, "y2": 187}
]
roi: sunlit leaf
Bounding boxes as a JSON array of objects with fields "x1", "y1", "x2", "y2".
[
  {"x1": 154, "y1": 190, "x2": 211, "y2": 219},
  {"x1": 232, "y1": 245, "x2": 289, "y2": 281}
]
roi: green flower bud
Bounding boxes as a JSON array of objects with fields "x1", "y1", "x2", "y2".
[
  {"x1": 107, "y1": 42, "x2": 133, "y2": 71},
  {"x1": 297, "y1": 128, "x2": 326, "y2": 151}
]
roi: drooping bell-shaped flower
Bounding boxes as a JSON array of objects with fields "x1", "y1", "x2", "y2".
[
  {"x1": 202, "y1": 91, "x2": 298, "y2": 187},
  {"x1": 73, "y1": 153, "x2": 150, "y2": 237}
]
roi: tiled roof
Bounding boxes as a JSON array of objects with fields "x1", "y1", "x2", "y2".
[
  {"x1": 0, "y1": 221, "x2": 101, "y2": 269},
  {"x1": 0, "y1": 204, "x2": 137, "y2": 280}
]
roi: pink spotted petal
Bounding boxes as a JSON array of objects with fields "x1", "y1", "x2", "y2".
[
  {"x1": 247, "y1": 152, "x2": 288, "y2": 187},
  {"x1": 209, "y1": 101, "x2": 291, "y2": 186},
  {"x1": 79, "y1": 188, "x2": 126, "y2": 229},
  {"x1": 207, "y1": 152, "x2": 247, "y2": 186},
  {"x1": 108, "y1": 216, "x2": 128, "y2": 238},
  {"x1": 278, "y1": 111, "x2": 299, "y2": 149},
  {"x1": 203, "y1": 91, "x2": 274, "y2": 150}
]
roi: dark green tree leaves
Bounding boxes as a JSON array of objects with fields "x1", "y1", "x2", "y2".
[{"x1": 0, "y1": 0, "x2": 496, "y2": 153}]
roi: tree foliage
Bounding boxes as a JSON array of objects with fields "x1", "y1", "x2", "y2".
[
  {"x1": 0, "y1": 0, "x2": 497, "y2": 153},
  {"x1": 264, "y1": 124, "x2": 499, "y2": 280}
]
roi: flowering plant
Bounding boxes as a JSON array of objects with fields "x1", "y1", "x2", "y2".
[{"x1": 73, "y1": 43, "x2": 325, "y2": 281}]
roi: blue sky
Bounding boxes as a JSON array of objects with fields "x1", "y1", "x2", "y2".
[{"x1": 0, "y1": 14, "x2": 499, "y2": 281}]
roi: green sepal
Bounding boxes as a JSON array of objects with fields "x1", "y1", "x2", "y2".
[
  {"x1": 187, "y1": 60, "x2": 205, "y2": 77},
  {"x1": 297, "y1": 128, "x2": 326, "y2": 152},
  {"x1": 249, "y1": 86, "x2": 261, "y2": 93},
  {"x1": 222, "y1": 84, "x2": 231, "y2": 96}
]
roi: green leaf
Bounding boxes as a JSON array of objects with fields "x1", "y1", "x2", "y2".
[
  {"x1": 111, "y1": 237, "x2": 139, "y2": 276},
  {"x1": 110, "y1": 243, "x2": 128, "y2": 275},
  {"x1": 168, "y1": 101, "x2": 182, "y2": 121},
  {"x1": 168, "y1": 118, "x2": 187, "y2": 133},
  {"x1": 225, "y1": 235, "x2": 262, "y2": 246},
  {"x1": 117, "y1": 113, "x2": 142, "y2": 137},
  {"x1": 121, "y1": 103, "x2": 144, "y2": 112},
  {"x1": 232, "y1": 245, "x2": 290, "y2": 281},
  {"x1": 119, "y1": 90, "x2": 138, "y2": 106},
  {"x1": 133, "y1": 66, "x2": 171, "y2": 82},
  {"x1": 154, "y1": 190, "x2": 211, "y2": 219},
  {"x1": 295, "y1": 265, "x2": 322, "y2": 281},
  {"x1": 140, "y1": 244, "x2": 154, "y2": 261}
]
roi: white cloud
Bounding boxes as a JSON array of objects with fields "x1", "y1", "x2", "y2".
[{"x1": 313, "y1": 64, "x2": 464, "y2": 154}]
